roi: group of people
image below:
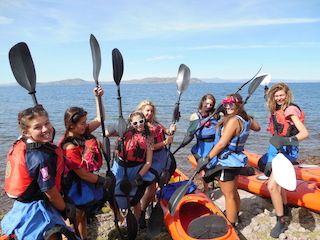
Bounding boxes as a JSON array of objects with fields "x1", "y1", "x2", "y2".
[{"x1": 1, "y1": 82, "x2": 308, "y2": 239}]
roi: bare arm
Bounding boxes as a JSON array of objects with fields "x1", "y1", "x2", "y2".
[
  {"x1": 88, "y1": 85, "x2": 105, "y2": 133},
  {"x1": 138, "y1": 148, "x2": 153, "y2": 176},
  {"x1": 73, "y1": 168, "x2": 99, "y2": 183},
  {"x1": 291, "y1": 115, "x2": 309, "y2": 141},
  {"x1": 44, "y1": 185, "x2": 66, "y2": 211},
  {"x1": 250, "y1": 119, "x2": 261, "y2": 132}
]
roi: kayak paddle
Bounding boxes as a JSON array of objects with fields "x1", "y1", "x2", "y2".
[
  {"x1": 112, "y1": 48, "x2": 138, "y2": 240},
  {"x1": 9, "y1": 42, "x2": 80, "y2": 238},
  {"x1": 9, "y1": 42, "x2": 38, "y2": 105},
  {"x1": 147, "y1": 64, "x2": 190, "y2": 238},
  {"x1": 173, "y1": 67, "x2": 264, "y2": 155},
  {"x1": 89, "y1": 34, "x2": 123, "y2": 239},
  {"x1": 272, "y1": 153, "x2": 297, "y2": 191}
]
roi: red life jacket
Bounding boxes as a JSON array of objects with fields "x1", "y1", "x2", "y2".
[
  {"x1": 60, "y1": 136, "x2": 103, "y2": 172},
  {"x1": 116, "y1": 131, "x2": 147, "y2": 162},
  {"x1": 4, "y1": 140, "x2": 64, "y2": 199},
  {"x1": 268, "y1": 104, "x2": 305, "y2": 137},
  {"x1": 149, "y1": 123, "x2": 165, "y2": 144}
]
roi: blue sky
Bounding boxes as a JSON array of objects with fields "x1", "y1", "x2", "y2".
[{"x1": 0, "y1": 0, "x2": 319, "y2": 83}]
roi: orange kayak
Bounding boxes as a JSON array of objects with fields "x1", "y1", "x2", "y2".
[
  {"x1": 188, "y1": 154, "x2": 320, "y2": 214},
  {"x1": 238, "y1": 172, "x2": 320, "y2": 213},
  {"x1": 161, "y1": 168, "x2": 239, "y2": 240},
  {"x1": 243, "y1": 151, "x2": 320, "y2": 182}
]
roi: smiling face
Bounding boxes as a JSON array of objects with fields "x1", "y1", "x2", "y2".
[
  {"x1": 141, "y1": 105, "x2": 154, "y2": 122},
  {"x1": 223, "y1": 103, "x2": 236, "y2": 115},
  {"x1": 131, "y1": 115, "x2": 145, "y2": 133},
  {"x1": 23, "y1": 115, "x2": 53, "y2": 143},
  {"x1": 201, "y1": 99, "x2": 214, "y2": 114},
  {"x1": 71, "y1": 115, "x2": 88, "y2": 136},
  {"x1": 274, "y1": 89, "x2": 287, "y2": 106}
]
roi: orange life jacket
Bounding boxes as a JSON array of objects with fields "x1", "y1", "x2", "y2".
[
  {"x1": 4, "y1": 140, "x2": 64, "y2": 199},
  {"x1": 268, "y1": 104, "x2": 305, "y2": 137},
  {"x1": 149, "y1": 123, "x2": 165, "y2": 144},
  {"x1": 116, "y1": 131, "x2": 147, "y2": 162}
]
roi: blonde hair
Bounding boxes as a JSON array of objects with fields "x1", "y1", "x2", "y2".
[
  {"x1": 136, "y1": 100, "x2": 157, "y2": 122},
  {"x1": 266, "y1": 83, "x2": 293, "y2": 112}
]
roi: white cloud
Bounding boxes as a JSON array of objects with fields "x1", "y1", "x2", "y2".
[
  {"x1": 0, "y1": 16, "x2": 13, "y2": 24},
  {"x1": 160, "y1": 18, "x2": 320, "y2": 31}
]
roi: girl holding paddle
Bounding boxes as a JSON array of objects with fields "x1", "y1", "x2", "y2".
[
  {"x1": 203, "y1": 93, "x2": 260, "y2": 227},
  {"x1": 2, "y1": 105, "x2": 77, "y2": 240},
  {"x1": 259, "y1": 83, "x2": 309, "y2": 238},
  {"x1": 136, "y1": 100, "x2": 176, "y2": 228},
  {"x1": 189, "y1": 94, "x2": 219, "y2": 195},
  {"x1": 60, "y1": 86, "x2": 112, "y2": 240},
  {"x1": 111, "y1": 111, "x2": 155, "y2": 225}
]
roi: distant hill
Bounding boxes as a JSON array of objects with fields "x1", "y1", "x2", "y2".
[
  {"x1": 35, "y1": 77, "x2": 204, "y2": 85},
  {"x1": 1, "y1": 77, "x2": 319, "y2": 86}
]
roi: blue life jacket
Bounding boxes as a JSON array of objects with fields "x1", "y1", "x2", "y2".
[
  {"x1": 195, "y1": 112, "x2": 218, "y2": 141},
  {"x1": 215, "y1": 115, "x2": 251, "y2": 167}
]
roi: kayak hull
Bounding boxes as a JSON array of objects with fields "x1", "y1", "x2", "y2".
[
  {"x1": 238, "y1": 172, "x2": 320, "y2": 213},
  {"x1": 161, "y1": 169, "x2": 239, "y2": 240},
  {"x1": 243, "y1": 151, "x2": 320, "y2": 182}
]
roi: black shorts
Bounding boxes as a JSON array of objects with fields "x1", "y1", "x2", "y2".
[
  {"x1": 203, "y1": 167, "x2": 241, "y2": 183},
  {"x1": 214, "y1": 168, "x2": 241, "y2": 182}
]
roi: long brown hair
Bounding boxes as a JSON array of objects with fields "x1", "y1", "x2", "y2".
[
  {"x1": 266, "y1": 82, "x2": 293, "y2": 112},
  {"x1": 216, "y1": 93, "x2": 250, "y2": 128},
  {"x1": 63, "y1": 106, "x2": 88, "y2": 138},
  {"x1": 197, "y1": 94, "x2": 216, "y2": 114}
]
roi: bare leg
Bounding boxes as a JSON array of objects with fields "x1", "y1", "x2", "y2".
[
  {"x1": 268, "y1": 173, "x2": 284, "y2": 216},
  {"x1": 140, "y1": 182, "x2": 156, "y2": 211},
  {"x1": 219, "y1": 179, "x2": 238, "y2": 224}
]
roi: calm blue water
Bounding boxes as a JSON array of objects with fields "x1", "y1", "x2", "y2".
[{"x1": 0, "y1": 82, "x2": 319, "y2": 210}]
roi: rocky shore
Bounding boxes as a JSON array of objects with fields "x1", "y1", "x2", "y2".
[
  {"x1": 1, "y1": 156, "x2": 320, "y2": 240},
  {"x1": 84, "y1": 178, "x2": 320, "y2": 240}
]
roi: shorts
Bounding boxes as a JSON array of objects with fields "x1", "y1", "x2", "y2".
[{"x1": 206, "y1": 168, "x2": 241, "y2": 182}]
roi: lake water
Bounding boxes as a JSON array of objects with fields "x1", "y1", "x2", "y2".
[{"x1": 0, "y1": 82, "x2": 319, "y2": 211}]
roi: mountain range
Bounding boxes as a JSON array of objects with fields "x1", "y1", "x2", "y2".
[{"x1": 1, "y1": 77, "x2": 319, "y2": 86}]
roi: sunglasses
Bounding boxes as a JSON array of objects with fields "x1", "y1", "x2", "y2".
[
  {"x1": 131, "y1": 118, "x2": 145, "y2": 126},
  {"x1": 21, "y1": 104, "x2": 45, "y2": 116},
  {"x1": 223, "y1": 103, "x2": 235, "y2": 108}
]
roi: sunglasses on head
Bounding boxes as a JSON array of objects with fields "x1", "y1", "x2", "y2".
[
  {"x1": 131, "y1": 118, "x2": 145, "y2": 126},
  {"x1": 223, "y1": 103, "x2": 235, "y2": 108},
  {"x1": 21, "y1": 104, "x2": 45, "y2": 116}
]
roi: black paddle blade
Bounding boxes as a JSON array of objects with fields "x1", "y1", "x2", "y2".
[
  {"x1": 159, "y1": 170, "x2": 170, "y2": 189},
  {"x1": 172, "y1": 101, "x2": 181, "y2": 123},
  {"x1": 9, "y1": 42, "x2": 37, "y2": 95},
  {"x1": 102, "y1": 137, "x2": 111, "y2": 163},
  {"x1": 89, "y1": 34, "x2": 101, "y2": 85},
  {"x1": 120, "y1": 175, "x2": 132, "y2": 195},
  {"x1": 146, "y1": 201, "x2": 164, "y2": 238},
  {"x1": 244, "y1": 73, "x2": 268, "y2": 104},
  {"x1": 118, "y1": 117, "x2": 127, "y2": 138},
  {"x1": 112, "y1": 48, "x2": 124, "y2": 85},
  {"x1": 106, "y1": 170, "x2": 116, "y2": 191},
  {"x1": 168, "y1": 180, "x2": 191, "y2": 216},
  {"x1": 126, "y1": 209, "x2": 138, "y2": 240}
]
